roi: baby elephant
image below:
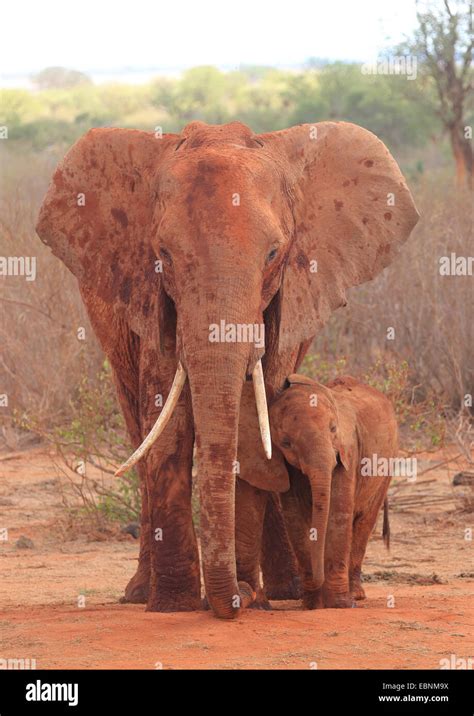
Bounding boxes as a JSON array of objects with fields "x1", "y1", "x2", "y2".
[{"x1": 269, "y1": 375, "x2": 397, "y2": 609}]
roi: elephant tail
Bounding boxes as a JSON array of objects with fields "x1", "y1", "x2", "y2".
[{"x1": 382, "y1": 498, "x2": 390, "y2": 550}]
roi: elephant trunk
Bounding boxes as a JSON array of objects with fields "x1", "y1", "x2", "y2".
[
  {"x1": 187, "y1": 347, "x2": 251, "y2": 617},
  {"x1": 306, "y1": 467, "x2": 332, "y2": 589},
  {"x1": 179, "y1": 277, "x2": 263, "y2": 619}
]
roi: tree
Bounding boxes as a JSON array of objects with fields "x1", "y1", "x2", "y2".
[
  {"x1": 408, "y1": 1, "x2": 473, "y2": 187},
  {"x1": 32, "y1": 67, "x2": 92, "y2": 90},
  {"x1": 286, "y1": 63, "x2": 438, "y2": 149}
]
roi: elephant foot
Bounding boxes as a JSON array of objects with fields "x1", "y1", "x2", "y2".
[
  {"x1": 350, "y1": 578, "x2": 366, "y2": 601},
  {"x1": 201, "y1": 582, "x2": 256, "y2": 613},
  {"x1": 119, "y1": 569, "x2": 150, "y2": 604},
  {"x1": 145, "y1": 571, "x2": 201, "y2": 612},
  {"x1": 265, "y1": 575, "x2": 302, "y2": 601},
  {"x1": 146, "y1": 593, "x2": 202, "y2": 613},
  {"x1": 247, "y1": 588, "x2": 272, "y2": 611},
  {"x1": 302, "y1": 589, "x2": 324, "y2": 610},
  {"x1": 323, "y1": 589, "x2": 355, "y2": 609},
  {"x1": 238, "y1": 581, "x2": 257, "y2": 608}
]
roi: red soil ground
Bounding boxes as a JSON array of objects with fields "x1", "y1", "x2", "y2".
[{"x1": 0, "y1": 447, "x2": 472, "y2": 669}]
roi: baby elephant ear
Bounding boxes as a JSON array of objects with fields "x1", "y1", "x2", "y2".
[
  {"x1": 259, "y1": 122, "x2": 420, "y2": 353},
  {"x1": 287, "y1": 374, "x2": 315, "y2": 387},
  {"x1": 334, "y1": 411, "x2": 356, "y2": 472},
  {"x1": 36, "y1": 128, "x2": 179, "y2": 343}
]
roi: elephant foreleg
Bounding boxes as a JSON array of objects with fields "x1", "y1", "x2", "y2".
[
  {"x1": 79, "y1": 290, "x2": 152, "y2": 603},
  {"x1": 140, "y1": 351, "x2": 201, "y2": 612},
  {"x1": 121, "y1": 462, "x2": 151, "y2": 603},
  {"x1": 112, "y1": 353, "x2": 150, "y2": 604},
  {"x1": 235, "y1": 478, "x2": 271, "y2": 609},
  {"x1": 145, "y1": 439, "x2": 201, "y2": 612}
]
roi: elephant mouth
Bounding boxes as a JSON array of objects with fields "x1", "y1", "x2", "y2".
[{"x1": 114, "y1": 285, "x2": 281, "y2": 477}]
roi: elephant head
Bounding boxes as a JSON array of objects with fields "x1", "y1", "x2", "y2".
[
  {"x1": 36, "y1": 120, "x2": 418, "y2": 618},
  {"x1": 269, "y1": 374, "x2": 355, "y2": 588}
]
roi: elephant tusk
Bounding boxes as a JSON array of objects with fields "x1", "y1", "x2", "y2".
[
  {"x1": 252, "y1": 359, "x2": 272, "y2": 460},
  {"x1": 114, "y1": 362, "x2": 187, "y2": 477}
]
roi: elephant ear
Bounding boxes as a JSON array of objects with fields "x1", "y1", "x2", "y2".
[
  {"x1": 258, "y1": 122, "x2": 420, "y2": 353},
  {"x1": 36, "y1": 127, "x2": 179, "y2": 346}
]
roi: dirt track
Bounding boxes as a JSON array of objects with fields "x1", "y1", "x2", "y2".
[{"x1": 0, "y1": 448, "x2": 472, "y2": 669}]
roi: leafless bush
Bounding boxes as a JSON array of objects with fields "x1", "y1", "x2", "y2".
[{"x1": 27, "y1": 360, "x2": 139, "y2": 532}]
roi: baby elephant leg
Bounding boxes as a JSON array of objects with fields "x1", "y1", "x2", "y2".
[
  {"x1": 261, "y1": 493, "x2": 302, "y2": 601},
  {"x1": 280, "y1": 481, "x2": 321, "y2": 609},
  {"x1": 350, "y1": 486, "x2": 389, "y2": 600}
]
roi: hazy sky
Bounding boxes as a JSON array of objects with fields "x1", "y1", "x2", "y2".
[{"x1": 2, "y1": 0, "x2": 418, "y2": 76}]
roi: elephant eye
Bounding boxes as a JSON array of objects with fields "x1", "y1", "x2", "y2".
[
  {"x1": 160, "y1": 247, "x2": 172, "y2": 264},
  {"x1": 266, "y1": 247, "x2": 279, "y2": 263},
  {"x1": 330, "y1": 424, "x2": 337, "y2": 433},
  {"x1": 281, "y1": 436, "x2": 291, "y2": 448}
]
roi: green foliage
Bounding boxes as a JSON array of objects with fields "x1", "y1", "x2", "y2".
[
  {"x1": 288, "y1": 63, "x2": 438, "y2": 148},
  {"x1": 3, "y1": 61, "x2": 445, "y2": 154},
  {"x1": 364, "y1": 359, "x2": 411, "y2": 421},
  {"x1": 168, "y1": 66, "x2": 235, "y2": 123},
  {"x1": 53, "y1": 359, "x2": 123, "y2": 455},
  {"x1": 362, "y1": 359, "x2": 446, "y2": 450},
  {"x1": 301, "y1": 352, "x2": 347, "y2": 383},
  {"x1": 8, "y1": 119, "x2": 84, "y2": 149},
  {"x1": 301, "y1": 353, "x2": 447, "y2": 452},
  {"x1": 95, "y1": 469, "x2": 141, "y2": 524},
  {"x1": 0, "y1": 89, "x2": 43, "y2": 125}
]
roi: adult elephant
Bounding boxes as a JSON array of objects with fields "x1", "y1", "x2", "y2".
[{"x1": 36, "y1": 120, "x2": 418, "y2": 619}]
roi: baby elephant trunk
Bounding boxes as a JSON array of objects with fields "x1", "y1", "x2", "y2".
[{"x1": 307, "y1": 468, "x2": 332, "y2": 589}]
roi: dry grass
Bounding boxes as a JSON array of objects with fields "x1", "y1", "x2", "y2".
[
  {"x1": 0, "y1": 146, "x2": 103, "y2": 428},
  {"x1": 1, "y1": 148, "x2": 471, "y2": 528},
  {"x1": 0, "y1": 148, "x2": 471, "y2": 434},
  {"x1": 311, "y1": 176, "x2": 473, "y2": 410}
]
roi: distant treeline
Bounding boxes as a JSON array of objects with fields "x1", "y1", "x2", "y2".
[{"x1": 0, "y1": 63, "x2": 453, "y2": 154}]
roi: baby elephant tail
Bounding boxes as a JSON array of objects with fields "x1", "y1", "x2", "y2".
[{"x1": 383, "y1": 498, "x2": 390, "y2": 550}]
